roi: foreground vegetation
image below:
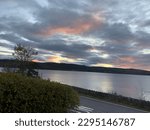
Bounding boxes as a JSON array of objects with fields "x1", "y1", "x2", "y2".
[
  {"x1": 0, "y1": 73, "x2": 79, "y2": 113},
  {"x1": 0, "y1": 72, "x2": 149, "y2": 113},
  {"x1": 72, "y1": 86, "x2": 150, "y2": 112}
]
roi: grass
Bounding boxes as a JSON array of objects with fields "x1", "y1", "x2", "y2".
[{"x1": 72, "y1": 86, "x2": 150, "y2": 112}]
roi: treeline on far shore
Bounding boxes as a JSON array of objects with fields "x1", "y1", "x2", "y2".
[
  {"x1": 72, "y1": 86, "x2": 150, "y2": 112},
  {"x1": 0, "y1": 59, "x2": 150, "y2": 75}
]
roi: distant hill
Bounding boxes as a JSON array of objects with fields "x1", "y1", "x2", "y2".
[{"x1": 0, "y1": 59, "x2": 150, "y2": 75}]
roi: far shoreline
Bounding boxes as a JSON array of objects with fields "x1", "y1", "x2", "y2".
[
  {"x1": 38, "y1": 68, "x2": 150, "y2": 76},
  {"x1": 0, "y1": 59, "x2": 150, "y2": 76}
]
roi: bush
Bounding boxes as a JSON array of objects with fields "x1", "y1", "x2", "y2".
[{"x1": 0, "y1": 73, "x2": 79, "y2": 113}]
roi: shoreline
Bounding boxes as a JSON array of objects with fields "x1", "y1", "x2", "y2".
[{"x1": 0, "y1": 60, "x2": 150, "y2": 76}]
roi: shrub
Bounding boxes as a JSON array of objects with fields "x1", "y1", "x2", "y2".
[{"x1": 0, "y1": 73, "x2": 79, "y2": 112}]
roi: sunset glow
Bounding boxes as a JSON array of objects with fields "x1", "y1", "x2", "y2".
[
  {"x1": 38, "y1": 14, "x2": 103, "y2": 36},
  {"x1": 48, "y1": 55, "x2": 76, "y2": 63},
  {"x1": 92, "y1": 63, "x2": 114, "y2": 68},
  {"x1": 0, "y1": 0, "x2": 150, "y2": 71}
]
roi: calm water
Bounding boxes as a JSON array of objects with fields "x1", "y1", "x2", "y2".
[
  {"x1": 1, "y1": 67, "x2": 150, "y2": 101},
  {"x1": 39, "y1": 70, "x2": 150, "y2": 101}
]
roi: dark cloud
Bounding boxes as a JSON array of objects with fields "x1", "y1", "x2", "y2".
[
  {"x1": 0, "y1": 40, "x2": 13, "y2": 48},
  {"x1": 89, "y1": 22, "x2": 134, "y2": 43},
  {"x1": 101, "y1": 23, "x2": 133, "y2": 42},
  {"x1": 86, "y1": 56, "x2": 109, "y2": 65},
  {"x1": 141, "y1": 19, "x2": 150, "y2": 27},
  {"x1": 0, "y1": 0, "x2": 150, "y2": 70},
  {"x1": 135, "y1": 31, "x2": 150, "y2": 48},
  {"x1": 98, "y1": 42, "x2": 136, "y2": 56},
  {"x1": 37, "y1": 40, "x2": 93, "y2": 59},
  {"x1": 134, "y1": 54, "x2": 150, "y2": 65}
]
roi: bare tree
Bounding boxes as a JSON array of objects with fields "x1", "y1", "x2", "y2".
[
  {"x1": 12, "y1": 43, "x2": 39, "y2": 77},
  {"x1": 13, "y1": 43, "x2": 38, "y2": 62}
]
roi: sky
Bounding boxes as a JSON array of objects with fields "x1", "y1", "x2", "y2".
[{"x1": 0, "y1": 0, "x2": 150, "y2": 71}]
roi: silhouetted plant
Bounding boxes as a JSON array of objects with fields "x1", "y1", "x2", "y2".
[{"x1": 12, "y1": 43, "x2": 38, "y2": 77}]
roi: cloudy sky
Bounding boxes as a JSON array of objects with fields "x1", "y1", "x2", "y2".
[{"x1": 0, "y1": 0, "x2": 150, "y2": 70}]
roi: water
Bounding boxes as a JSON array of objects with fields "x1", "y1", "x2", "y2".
[
  {"x1": 1, "y1": 67, "x2": 150, "y2": 101},
  {"x1": 39, "y1": 70, "x2": 150, "y2": 101}
]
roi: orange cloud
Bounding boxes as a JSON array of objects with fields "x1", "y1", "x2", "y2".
[
  {"x1": 40, "y1": 24, "x2": 90, "y2": 36},
  {"x1": 116, "y1": 64, "x2": 137, "y2": 69},
  {"x1": 48, "y1": 55, "x2": 76, "y2": 63},
  {"x1": 115, "y1": 63, "x2": 149, "y2": 71},
  {"x1": 92, "y1": 63, "x2": 114, "y2": 68},
  {"x1": 119, "y1": 56, "x2": 136, "y2": 63},
  {"x1": 32, "y1": 59, "x2": 45, "y2": 62},
  {"x1": 114, "y1": 56, "x2": 137, "y2": 69},
  {"x1": 116, "y1": 63, "x2": 150, "y2": 71},
  {"x1": 38, "y1": 14, "x2": 104, "y2": 36}
]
